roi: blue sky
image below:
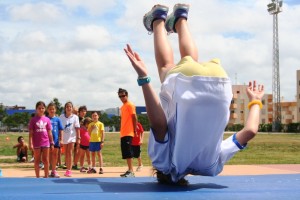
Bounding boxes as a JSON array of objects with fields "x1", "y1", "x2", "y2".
[{"x1": 0, "y1": 0, "x2": 299, "y2": 110}]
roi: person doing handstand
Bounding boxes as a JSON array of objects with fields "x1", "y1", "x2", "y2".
[{"x1": 124, "y1": 3, "x2": 264, "y2": 185}]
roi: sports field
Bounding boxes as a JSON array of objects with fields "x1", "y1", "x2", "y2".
[{"x1": 1, "y1": 132, "x2": 300, "y2": 168}]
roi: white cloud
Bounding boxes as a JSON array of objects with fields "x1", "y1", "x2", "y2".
[
  {"x1": 62, "y1": 0, "x2": 117, "y2": 16},
  {"x1": 73, "y1": 25, "x2": 112, "y2": 49},
  {"x1": 8, "y1": 2, "x2": 65, "y2": 23},
  {"x1": 0, "y1": 0, "x2": 299, "y2": 110}
]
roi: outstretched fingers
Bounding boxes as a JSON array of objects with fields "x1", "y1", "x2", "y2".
[
  {"x1": 247, "y1": 80, "x2": 265, "y2": 101},
  {"x1": 124, "y1": 44, "x2": 148, "y2": 77}
]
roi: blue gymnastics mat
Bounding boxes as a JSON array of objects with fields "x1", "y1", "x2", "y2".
[{"x1": 1, "y1": 174, "x2": 299, "y2": 200}]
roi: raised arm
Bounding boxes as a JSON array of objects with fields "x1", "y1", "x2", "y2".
[
  {"x1": 236, "y1": 80, "x2": 265, "y2": 146},
  {"x1": 124, "y1": 44, "x2": 167, "y2": 141}
]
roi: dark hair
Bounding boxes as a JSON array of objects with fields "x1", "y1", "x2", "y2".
[
  {"x1": 35, "y1": 101, "x2": 46, "y2": 109},
  {"x1": 47, "y1": 102, "x2": 56, "y2": 109},
  {"x1": 78, "y1": 105, "x2": 87, "y2": 112},
  {"x1": 17, "y1": 136, "x2": 24, "y2": 142},
  {"x1": 118, "y1": 88, "x2": 128, "y2": 96},
  {"x1": 91, "y1": 111, "x2": 100, "y2": 116},
  {"x1": 64, "y1": 101, "x2": 73, "y2": 114}
]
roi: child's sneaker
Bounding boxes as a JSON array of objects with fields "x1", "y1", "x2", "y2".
[
  {"x1": 50, "y1": 170, "x2": 60, "y2": 178},
  {"x1": 72, "y1": 165, "x2": 79, "y2": 170},
  {"x1": 136, "y1": 165, "x2": 143, "y2": 172},
  {"x1": 143, "y1": 5, "x2": 169, "y2": 33},
  {"x1": 99, "y1": 168, "x2": 104, "y2": 174},
  {"x1": 165, "y1": 4, "x2": 190, "y2": 33},
  {"x1": 64, "y1": 170, "x2": 72, "y2": 177},
  {"x1": 80, "y1": 167, "x2": 86, "y2": 173},
  {"x1": 39, "y1": 163, "x2": 44, "y2": 169},
  {"x1": 87, "y1": 168, "x2": 97, "y2": 174}
]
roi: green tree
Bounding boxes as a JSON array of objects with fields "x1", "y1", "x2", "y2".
[
  {"x1": 3, "y1": 112, "x2": 30, "y2": 130},
  {"x1": 100, "y1": 112, "x2": 112, "y2": 127},
  {"x1": 52, "y1": 97, "x2": 63, "y2": 115},
  {"x1": 0, "y1": 104, "x2": 7, "y2": 122},
  {"x1": 110, "y1": 115, "x2": 121, "y2": 131},
  {"x1": 137, "y1": 114, "x2": 150, "y2": 131}
]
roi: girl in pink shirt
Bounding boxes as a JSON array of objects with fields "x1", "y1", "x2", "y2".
[
  {"x1": 29, "y1": 101, "x2": 54, "y2": 178},
  {"x1": 79, "y1": 117, "x2": 92, "y2": 172}
]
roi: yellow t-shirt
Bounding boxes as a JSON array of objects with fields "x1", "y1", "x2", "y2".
[
  {"x1": 167, "y1": 56, "x2": 228, "y2": 78},
  {"x1": 120, "y1": 101, "x2": 136, "y2": 138},
  {"x1": 88, "y1": 121, "x2": 104, "y2": 142}
]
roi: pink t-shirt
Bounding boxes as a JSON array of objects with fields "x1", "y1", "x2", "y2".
[
  {"x1": 80, "y1": 127, "x2": 90, "y2": 147},
  {"x1": 29, "y1": 116, "x2": 52, "y2": 148}
]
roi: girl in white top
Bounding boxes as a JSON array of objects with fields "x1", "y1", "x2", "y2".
[
  {"x1": 60, "y1": 101, "x2": 80, "y2": 177},
  {"x1": 124, "y1": 4, "x2": 264, "y2": 185}
]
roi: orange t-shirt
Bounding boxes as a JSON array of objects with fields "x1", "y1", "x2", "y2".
[{"x1": 120, "y1": 101, "x2": 136, "y2": 138}]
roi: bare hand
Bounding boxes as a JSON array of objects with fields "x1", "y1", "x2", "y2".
[
  {"x1": 246, "y1": 80, "x2": 264, "y2": 101},
  {"x1": 124, "y1": 44, "x2": 148, "y2": 77}
]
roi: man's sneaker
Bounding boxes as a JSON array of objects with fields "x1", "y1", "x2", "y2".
[
  {"x1": 120, "y1": 170, "x2": 135, "y2": 178},
  {"x1": 165, "y1": 3, "x2": 190, "y2": 33},
  {"x1": 50, "y1": 170, "x2": 60, "y2": 178},
  {"x1": 143, "y1": 5, "x2": 169, "y2": 33},
  {"x1": 80, "y1": 167, "x2": 86, "y2": 173},
  {"x1": 87, "y1": 168, "x2": 97, "y2": 174},
  {"x1": 99, "y1": 168, "x2": 104, "y2": 174},
  {"x1": 30, "y1": 157, "x2": 34, "y2": 162},
  {"x1": 136, "y1": 165, "x2": 143, "y2": 172},
  {"x1": 64, "y1": 170, "x2": 72, "y2": 177}
]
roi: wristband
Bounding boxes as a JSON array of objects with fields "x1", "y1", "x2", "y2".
[
  {"x1": 137, "y1": 76, "x2": 151, "y2": 86},
  {"x1": 247, "y1": 100, "x2": 263, "y2": 110}
]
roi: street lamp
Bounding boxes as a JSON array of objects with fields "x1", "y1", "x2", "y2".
[{"x1": 267, "y1": 0, "x2": 283, "y2": 132}]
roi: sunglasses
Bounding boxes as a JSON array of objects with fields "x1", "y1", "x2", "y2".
[{"x1": 119, "y1": 95, "x2": 126, "y2": 98}]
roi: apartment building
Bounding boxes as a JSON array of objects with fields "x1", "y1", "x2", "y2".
[{"x1": 229, "y1": 83, "x2": 297, "y2": 126}]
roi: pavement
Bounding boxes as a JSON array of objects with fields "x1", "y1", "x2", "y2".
[{"x1": 1, "y1": 164, "x2": 300, "y2": 178}]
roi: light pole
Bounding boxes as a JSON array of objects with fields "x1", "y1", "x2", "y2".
[{"x1": 267, "y1": 0, "x2": 283, "y2": 132}]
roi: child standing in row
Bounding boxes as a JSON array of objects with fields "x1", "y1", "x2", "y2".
[
  {"x1": 59, "y1": 101, "x2": 80, "y2": 177},
  {"x1": 47, "y1": 102, "x2": 64, "y2": 178},
  {"x1": 29, "y1": 101, "x2": 54, "y2": 178},
  {"x1": 13, "y1": 136, "x2": 28, "y2": 162},
  {"x1": 87, "y1": 111, "x2": 105, "y2": 174},
  {"x1": 73, "y1": 105, "x2": 88, "y2": 169},
  {"x1": 79, "y1": 117, "x2": 92, "y2": 172},
  {"x1": 132, "y1": 122, "x2": 144, "y2": 171}
]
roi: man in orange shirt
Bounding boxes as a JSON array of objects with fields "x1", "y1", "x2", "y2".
[{"x1": 118, "y1": 88, "x2": 137, "y2": 177}]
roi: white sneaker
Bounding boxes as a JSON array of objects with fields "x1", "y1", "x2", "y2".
[
  {"x1": 143, "y1": 5, "x2": 169, "y2": 33},
  {"x1": 165, "y1": 3, "x2": 190, "y2": 33},
  {"x1": 136, "y1": 165, "x2": 143, "y2": 172}
]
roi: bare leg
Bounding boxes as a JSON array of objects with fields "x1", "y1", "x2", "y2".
[
  {"x1": 34, "y1": 149, "x2": 41, "y2": 178},
  {"x1": 42, "y1": 148, "x2": 50, "y2": 178},
  {"x1": 175, "y1": 18, "x2": 198, "y2": 61},
  {"x1": 51, "y1": 148, "x2": 58, "y2": 172},
  {"x1": 153, "y1": 20, "x2": 175, "y2": 82},
  {"x1": 126, "y1": 158, "x2": 133, "y2": 172},
  {"x1": 91, "y1": 152, "x2": 96, "y2": 167}
]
